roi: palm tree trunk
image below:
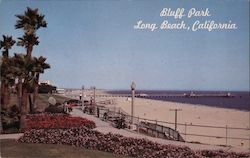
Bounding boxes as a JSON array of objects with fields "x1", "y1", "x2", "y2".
[
  {"x1": 1, "y1": 83, "x2": 9, "y2": 110},
  {"x1": 27, "y1": 44, "x2": 33, "y2": 59},
  {"x1": 28, "y1": 94, "x2": 33, "y2": 113},
  {"x1": 19, "y1": 42, "x2": 34, "y2": 127},
  {"x1": 5, "y1": 84, "x2": 10, "y2": 107},
  {"x1": 0, "y1": 118, "x2": 2, "y2": 134},
  {"x1": 17, "y1": 78, "x2": 22, "y2": 109},
  {"x1": 2, "y1": 50, "x2": 9, "y2": 58},
  {"x1": 20, "y1": 83, "x2": 28, "y2": 129},
  {"x1": 1, "y1": 51, "x2": 10, "y2": 109},
  {"x1": 0, "y1": 85, "x2": 3, "y2": 133},
  {"x1": 32, "y1": 73, "x2": 39, "y2": 112},
  {"x1": 1, "y1": 83, "x2": 5, "y2": 109},
  {"x1": 0, "y1": 107, "x2": 2, "y2": 133}
]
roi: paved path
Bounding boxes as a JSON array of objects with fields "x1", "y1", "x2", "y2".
[
  {"x1": 71, "y1": 108, "x2": 249, "y2": 153},
  {"x1": 0, "y1": 133, "x2": 23, "y2": 140}
]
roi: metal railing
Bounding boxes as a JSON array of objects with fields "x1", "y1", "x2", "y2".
[
  {"x1": 92, "y1": 105, "x2": 250, "y2": 148},
  {"x1": 139, "y1": 121, "x2": 185, "y2": 142},
  {"x1": 95, "y1": 106, "x2": 184, "y2": 142}
]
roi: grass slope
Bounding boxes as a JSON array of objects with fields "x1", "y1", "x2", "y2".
[
  {"x1": 1, "y1": 139, "x2": 131, "y2": 158},
  {"x1": 9, "y1": 93, "x2": 71, "y2": 110}
]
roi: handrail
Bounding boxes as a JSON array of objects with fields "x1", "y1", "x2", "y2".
[
  {"x1": 155, "y1": 120, "x2": 249, "y2": 130},
  {"x1": 95, "y1": 105, "x2": 250, "y2": 144},
  {"x1": 179, "y1": 132, "x2": 250, "y2": 140},
  {"x1": 140, "y1": 121, "x2": 185, "y2": 142}
]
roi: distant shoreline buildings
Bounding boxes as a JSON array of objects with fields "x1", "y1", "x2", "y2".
[{"x1": 39, "y1": 80, "x2": 51, "y2": 85}]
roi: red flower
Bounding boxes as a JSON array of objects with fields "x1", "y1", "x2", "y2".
[{"x1": 22, "y1": 114, "x2": 96, "y2": 131}]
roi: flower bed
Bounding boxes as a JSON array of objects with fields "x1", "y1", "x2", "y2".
[
  {"x1": 23, "y1": 114, "x2": 96, "y2": 130},
  {"x1": 18, "y1": 126, "x2": 249, "y2": 158}
]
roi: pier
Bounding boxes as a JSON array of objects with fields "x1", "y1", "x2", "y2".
[{"x1": 86, "y1": 93, "x2": 236, "y2": 99}]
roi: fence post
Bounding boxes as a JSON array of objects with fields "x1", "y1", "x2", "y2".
[
  {"x1": 137, "y1": 116, "x2": 140, "y2": 133},
  {"x1": 146, "y1": 119, "x2": 148, "y2": 134},
  {"x1": 97, "y1": 107, "x2": 99, "y2": 118},
  {"x1": 118, "y1": 108, "x2": 121, "y2": 117},
  {"x1": 225, "y1": 125, "x2": 228, "y2": 146},
  {"x1": 155, "y1": 119, "x2": 158, "y2": 138},
  {"x1": 185, "y1": 122, "x2": 187, "y2": 141}
]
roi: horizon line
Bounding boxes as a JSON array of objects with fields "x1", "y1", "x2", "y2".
[{"x1": 56, "y1": 87, "x2": 250, "y2": 92}]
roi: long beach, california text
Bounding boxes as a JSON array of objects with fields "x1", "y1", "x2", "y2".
[{"x1": 134, "y1": 8, "x2": 237, "y2": 32}]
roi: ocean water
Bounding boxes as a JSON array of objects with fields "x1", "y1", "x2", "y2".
[{"x1": 107, "y1": 90, "x2": 250, "y2": 111}]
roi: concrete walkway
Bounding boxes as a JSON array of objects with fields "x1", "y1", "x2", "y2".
[
  {"x1": 71, "y1": 108, "x2": 249, "y2": 153},
  {"x1": 0, "y1": 133, "x2": 23, "y2": 140}
]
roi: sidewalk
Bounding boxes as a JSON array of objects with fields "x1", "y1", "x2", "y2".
[{"x1": 0, "y1": 133, "x2": 23, "y2": 140}]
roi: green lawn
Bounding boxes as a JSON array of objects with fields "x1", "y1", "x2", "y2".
[
  {"x1": 0, "y1": 139, "x2": 131, "y2": 158},
  {"x1": 9, "y1": 93, "x2": 71, "y2": 110},
  {"x1": 3, "y1": 93, "x2": 72, "y2": 134}
]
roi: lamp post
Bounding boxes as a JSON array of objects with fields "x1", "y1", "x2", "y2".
[
  {"x1": 131, "y1": 82, "x2": 136, "y2": 124},
  {"x1": 81, "y1": 85, "x2": 84, "y2": 110},
  {"x1": 93, "y1": 86, "x2": 96, "y2": 104},
  {"x1": 90, "y1": 86, "x2": 96, "y2": 115}
]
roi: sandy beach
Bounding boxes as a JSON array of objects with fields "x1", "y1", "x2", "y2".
[{"x1": 102, "y1": 96, "x2": 249, "y2": 148}]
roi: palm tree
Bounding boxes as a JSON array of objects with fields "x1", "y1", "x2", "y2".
[
  {"x1": 0, "y1": 35, "x2": 16, "y2": 109},
  {"x1": 0, "y1": 35, "x2": 16, "y2": 58},
  {"x1": 31, "y1": 56, "x2": 50, "y2": 112},
  {"x1": 0, "y1": 35, "x2": 15, "y2": 133},
  {"x1": 15, "y1": 7, "x2": 47, "y2": 58},
  {"x1": 11, "y1": 53, "x2": 37, "y2": 128},
  {"x1": 15, "y1": 7, "x2": 47, "y2": 116},
  {"x1": 17, "y1": 33, "x2": 39, "y2": 55}
]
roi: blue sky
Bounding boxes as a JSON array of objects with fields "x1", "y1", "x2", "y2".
[{"x1": 0, "y1": 0, "x2": 249, "y2": 91}]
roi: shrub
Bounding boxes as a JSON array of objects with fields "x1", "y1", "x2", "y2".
[
  {"x1": 1, "y1": 105, "x2": 20, "y2": 131},
  {"x1": 44, "y1": 105, "x2": 65, "y2": 113}
]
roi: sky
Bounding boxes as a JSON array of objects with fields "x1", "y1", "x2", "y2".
[{"x1": 0, "y1": 0, "x2": 249, "y2": 91}]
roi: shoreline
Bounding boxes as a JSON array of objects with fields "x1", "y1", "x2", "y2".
[
  {"x1": 105, "y1": 90, "x2": 250, "y2": 111},
  {"x1": 58, "y1": 88, "x2": 249, "y2": 111},
  {"x1": 137, "y1": 97, "x2": 250, "y2": 112}
]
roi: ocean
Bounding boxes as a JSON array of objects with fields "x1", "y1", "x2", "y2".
[{"x1": 106, "y1": 90, "x2": 250, "y2": 111}]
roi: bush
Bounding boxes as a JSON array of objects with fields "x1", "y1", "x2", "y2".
[
  {"x1": 1, "y1": 105, "x2": 20, "y2": 131},
  {"x1": 38, "y1": 83, "x2": 57, "y2": 93},
  {"x1": 18, "y1": 126, "x2": 250, "y2": 158},
  {"x1": 44, "y1": 105, "x2": 65, "y2": 113}
]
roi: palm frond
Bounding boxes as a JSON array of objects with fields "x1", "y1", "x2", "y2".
[
  {"x1": 0, "y1": 35, "x2": 16, "y2": 56},
  {"x1": 15, "y1": 7, "x2": 47, "y2": 32},
  {"x1": 17, "y1": 33, "x2": 39, "y2": 48}
]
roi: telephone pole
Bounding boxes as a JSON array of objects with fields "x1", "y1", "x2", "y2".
[{"x1": 170, "y1": 108, "x2": 182, "y2": 131}]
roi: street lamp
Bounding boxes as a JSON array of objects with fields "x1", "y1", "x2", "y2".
[
  {"x1": 131, "y1": 82, "x2": 136, "y2": 124},
  {"x1": 81, "y1": 85, "x2": 84, "y2": 110},
  {"x1": 93, "y1": 86, "x2": 96, "y2": 104}
]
